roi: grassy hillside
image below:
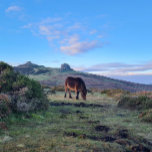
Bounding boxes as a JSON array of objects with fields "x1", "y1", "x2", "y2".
[{"x1": 14, "y1": 62, "x2": 152, "y2": 92}]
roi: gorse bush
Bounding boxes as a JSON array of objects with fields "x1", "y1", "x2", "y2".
[
  {"x1": 118, "y1": 96, "x2": 152, "y2": 110},
  {"x1": 118, "y1": 95, "x2": 152, "y2": 123},
  {"x1": 0, "y1": 62, "x2": 49, "y2": 117}
]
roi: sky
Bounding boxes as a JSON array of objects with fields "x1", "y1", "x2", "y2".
[{"x1": 1, "y1": 0, "x2": 152, "y2": 84}]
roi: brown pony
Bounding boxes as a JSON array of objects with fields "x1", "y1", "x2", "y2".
[{"x1": 64, "y1": 76, "x2": 87, "y2": 100}]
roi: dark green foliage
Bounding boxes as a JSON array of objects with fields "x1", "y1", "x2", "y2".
[
  {"x1": 118, "y1": 96, "x2": 152, "y2": 110},
  {"x1": 0, "y1": 100, "x2": 10, "y2": 119},
  {"x1": 0, "y1": 62, "x2": 49, "y2": 116},
  {"x1": 0, "y1": 62, "x2": 13, "y2": 73}
]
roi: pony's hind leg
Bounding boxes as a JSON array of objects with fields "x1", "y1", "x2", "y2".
[
  {"x1": 68, "y1": 89, "x2": 72, "y2": 98},
  {"x1": 64, "y1": 86, "x2": 67, "y2": 98},
  {"x1": 76, "y1": 91, "x2": 79, "y2": 100}
]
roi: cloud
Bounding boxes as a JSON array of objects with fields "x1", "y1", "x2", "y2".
[
  {"x1": 22, "y1": 23, "x2": 33, "y2": 29},
  {"x1": 22, "y1": 16, "x2": 106, "y2": 55},
  {"x1": 90, "y1": 30, "x2": 97, "y2": 35},
  {"x1": 74, "y1": 61, "x2": 152, "y2": 76},
  {"x1": 60, "y1": 40, "x2": 100, "y2": 55},
  {"x1": 5, "y1": 6, "x2": 21, "y2": 13}
]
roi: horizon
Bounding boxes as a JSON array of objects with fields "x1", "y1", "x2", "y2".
[
  {"x1": 1, "y1": 0, "x2": 152, "y2": 84},
  {"x1": 8, "y1": 60, "x2": 152, "y2": 85}
]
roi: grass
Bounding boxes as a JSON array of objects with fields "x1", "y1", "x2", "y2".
[{"x1": 0, "y1": 91, "x2": 152, "y2": 152}]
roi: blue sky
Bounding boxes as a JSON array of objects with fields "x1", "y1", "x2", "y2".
[{"x1": 1, "y1": 0, "x2": 152, "y2": 84}]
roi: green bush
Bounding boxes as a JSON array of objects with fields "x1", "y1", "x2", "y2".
[
  {"x1": 0, "y1": 62, "x2": 13, "y2": 73},
  {"x1": 0, "y1": 62, "x2": 49, "y2": 115},
  {"x1": 118, "y1": 96, "x2": 152, "y2": 110}
]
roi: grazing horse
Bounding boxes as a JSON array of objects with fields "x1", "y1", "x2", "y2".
[{"x1": 64, "y1": 76, "x2": 87, "y2": 100}]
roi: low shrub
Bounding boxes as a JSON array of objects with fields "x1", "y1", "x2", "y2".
[
  {"x1": 118, "y1": 96, "x2": 152, "y2": 110},
  {"x1": 0, "y1": 62, "x2": 49, "y2": 117}
]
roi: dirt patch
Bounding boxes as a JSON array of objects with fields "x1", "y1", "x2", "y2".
[
  {"x1": 64, "y1": 131, "x2": 78, "y2": 137},
  {"x1": 87, "y1": 135, "x2": 116, "y2": 142},
  {"x1": 75, "y1": 110, "x2": 83, "y2": 114},
  {"x1": 130, "y1": 144, "x2": 150, "y2": 152},
  {"x1": 64, "y1": 131, "x2": 116, "y2": 142},
  {"x1": 95, "y1": 125, "x2": 110, "y2": 132},
  {"x1": 50, "y1": 102, "x2": 105, "y2": 108},
  {"x1": 115, "y1": 139, "x2": 131, "y2": 146},
  {"x1": 116, "y1": 129, "x2": 129, "y2": 138}
]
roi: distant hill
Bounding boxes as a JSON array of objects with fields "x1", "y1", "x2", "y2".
[{"x1": 14, "y1": 62, "x2": 152, "y2": 92}]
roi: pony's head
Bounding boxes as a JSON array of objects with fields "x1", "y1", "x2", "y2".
[{"x1": 81, "y1": 88, "x2": 87, "y2": 100}]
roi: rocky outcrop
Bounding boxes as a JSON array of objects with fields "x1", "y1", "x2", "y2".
[{"x1": 60, "y1": 63, "x2": 73, "y2": 72}]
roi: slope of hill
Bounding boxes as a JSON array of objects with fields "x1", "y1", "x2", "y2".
[{"x1": 14, "y1": 62, "x2": 152, "y2": 92}]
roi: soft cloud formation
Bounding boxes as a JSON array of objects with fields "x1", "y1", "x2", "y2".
[
  {"x1": 74, "y1": 61, "x2": 152, "y2": 76},
  {"x1": 5, "y1": 6, "x2": 21, "y2": 13},
  {"x1": 90, "y1": 30, "x2": 97, "y2": 35},
  {"x1": 60, "y1": 39, "x2": 100, "y2": 55},
  {"x1": 22, "y1": 16, "x2": 105, "y2": 55}
]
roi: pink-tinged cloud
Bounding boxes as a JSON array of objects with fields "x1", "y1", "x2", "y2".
[
  {"x1": 60, "y1": 39, "x2": 101, "y2": 55},
  {"x1": 75, "y1": 61, "x2": 152, "y2": 76},
  {"x1": 5, "y1": 6, "x2": 21, "y2": 13}
]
